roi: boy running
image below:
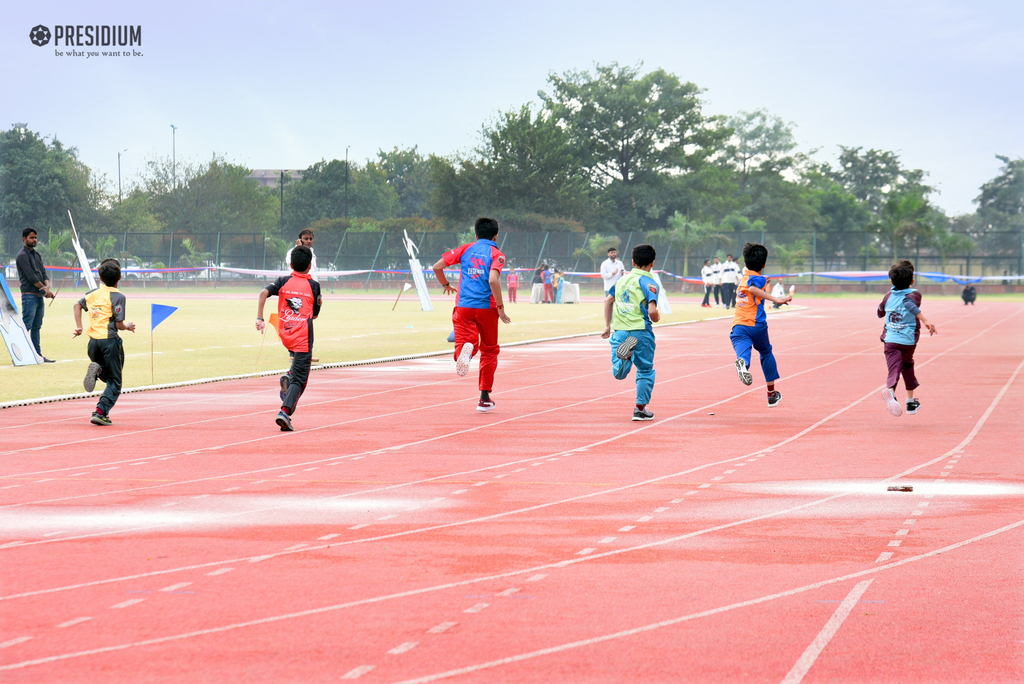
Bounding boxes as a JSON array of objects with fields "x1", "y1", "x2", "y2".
[
  {"x1": 73, "y1": 259, "x2": 136, "y2": 425},
  {"x1": 877, "y1": 260, "x2": 937, "y2": 416},
  {"x1": 256, "y1": 245, "x2": 322, "y2": 431},
  {"x1": 730, "y1": 243, "x2": 791, "y2": 407},
  {"x1": 432, "y1": 217, "x2": 511, "y2": 412},
  {"x1": 601, "y1": 244, "x2": 661, "y2": 421}
]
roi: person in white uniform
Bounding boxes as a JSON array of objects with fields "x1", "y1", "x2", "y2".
[
  {"x1": 600, "y1": 247, "x2": 626, "y2": 295},
  {"x1": 700, "y1": 259, "x2": 714, "y2": 307},
  {"x1": 711, "y1": 256, "x2": 723, "y2": 307},
  {"x1": 719, "y1": 253, "x2": 741, "y2": 309},
  {"x1": 284, "y1": 229, "x2": 319, "y2": 278}
]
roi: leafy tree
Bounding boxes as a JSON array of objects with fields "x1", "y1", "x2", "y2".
[
  {"x1": 103, "y1": 189, "x2": 163, "y2": 233},
  {"x1": 930, "y1": 218, "x2": 974, "y2": 278},
  {"x1": 377, "y1": 146, "x2": 435, "y2": 218},
  {"x1": 726, "y1": 109, "x2": 798, "y2": 187},
  {"x1": 143, "y1": 157, "x2": 279, "y2": 235},
  {"x1": 646, "y1": 211, "x2": 728, "y2": 277},
  {"x1": 771, "y1": 239, "x2": 810, "y2": 274},
  {"x1": 0, "y1": 128, "x2": 105, "y2": 253},
  {"x1": 178, "y1": 237, "x2": 213, "y2": 267},
  {"x1": 821, "y1": 146, "x2": 929, "y2": 215},
  {"x1": 869, "y1": 190, "x2": 932, "y2": 260},
  {"x1": 35, "y1": 229, "x2": 75, "y2": 267},
  {"x1": 572, "y1": 233, "x2": 621, "y2": 272},
  {"x1": 974, "y1": 155, "x2": 1024, "y2": 257},
  {"x1": 540, "y1": 62, "x2": 727, "y2": 185},
  {"x1": 91, "y1": 235, "x2": 118, "y2": 261},
  {"x1": 285, "y1": 159, "x2": 399, "y2": 233},
  {"x1": 264, "y1": 235, "x2": 291, "y2": 269}
]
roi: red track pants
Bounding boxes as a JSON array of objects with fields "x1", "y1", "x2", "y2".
[{"x1": 453, "y1": 306, "x2": 500, "y2": 391}]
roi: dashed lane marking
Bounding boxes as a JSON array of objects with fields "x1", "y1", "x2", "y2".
[{"x1": 56, "y1": 617, "x2": 91, "y2": 628}]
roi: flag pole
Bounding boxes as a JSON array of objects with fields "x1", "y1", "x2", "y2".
[
  {"x1": 391, "y1": 272, "x2": 412, "y2": 311},
  {"x1": 253, "y1": 325, "x2": 268, "y2": 373},
  {"x1": 151, "y1": 331, "x2": 154, "y2": 384}
]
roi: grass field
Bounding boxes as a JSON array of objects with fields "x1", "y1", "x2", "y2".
[{"x1": 1, "y1": 287, "x2": 733, "y2": 404}]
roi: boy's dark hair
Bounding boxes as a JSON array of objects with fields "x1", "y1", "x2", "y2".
[
  {"x1": 704, "y1": 259, "x2": 710, "y2": 265},
  {"x1": 632, "y1": 244, "x2": 656, "y2": 268},
  {"x1": 290, "y1": 245, "x2": 313, "y2": 272},
  {"x1": 23, "y1": 228, "x2": 37, "y2": 239},
  {"x1": 98, "y1": 258, "x2": 121, "y2": 287},
  {"x1": 727, "y1": 254, "x2": 734, "y2": 259},
  {"x1": 475, "y1": 217, "x2": 499, "y2": 240},
  {"x1": 298, "y1": 229, "x2": 314, "y2": 240},
  {"x1": 607, "y1": 247, "x2": 617, "y2": 254},
  {"x1": 742, "y1": 243, "x2": 768, "y2": 272},
  {"x1": 888, "y1": 260, "x2": 915, "y2": 289}
]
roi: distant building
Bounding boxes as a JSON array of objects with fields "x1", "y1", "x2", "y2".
[{"x1": 247, "y1": 169, "x2": 303, "y2": 189}]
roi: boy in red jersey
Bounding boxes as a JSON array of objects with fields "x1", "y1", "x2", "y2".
[
  {"x1": 256, "y1": 245, "x2": 322, "y2": 431},
  {"x1": 432, "y1": 217, "x2": 512, "y2": 412}
]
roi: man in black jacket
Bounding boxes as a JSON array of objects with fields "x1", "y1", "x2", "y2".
[{"x1": 15, "y1": 228, "x2": 56, "y2": 362}]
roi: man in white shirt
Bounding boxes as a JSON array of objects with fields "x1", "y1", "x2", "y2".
[
  {"x1": 711, "y1": 256, "x2": 723, "y2": 307},
  {"x1": 600, "y1": 247, "x2": 626, "y2": 295},
  {"x1": 284, "y1": 229, "x2": 318, "y2": 278},
  {"x1": 700, "y1": 259, "x2": 713, "y2": 308},
  {"x1": 719, "y1": 253, "x2": 741, "y2": 309}
]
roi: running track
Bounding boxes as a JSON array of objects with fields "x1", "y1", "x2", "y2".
[{"x1": 1, "y1": 299, "x2": 1022, "y2": 683}]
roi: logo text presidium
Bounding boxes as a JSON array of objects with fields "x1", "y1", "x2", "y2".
[{"x1": 49, "y1": 25, "x2": 141, "y2": 46}]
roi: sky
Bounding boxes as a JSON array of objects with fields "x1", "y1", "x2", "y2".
[{"x1": 4, "y1": 0, "x2": 1023, "y2": 216}]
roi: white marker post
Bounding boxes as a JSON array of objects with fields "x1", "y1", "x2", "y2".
[{"x1": 402, "y1": 229, "x2": 433, "y2": 312}]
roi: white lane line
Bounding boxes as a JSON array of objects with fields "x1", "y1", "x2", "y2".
[
  {"x1": 525, "y1": 574, "x2": 547, "y2": 582},
  {"x1": 895, "y1": 529, "x2": 909, "y2": 536},
  {"x1": 160, "y1": 582, "x2": 192, "y2": 592},
  {"x1": 99, "y1": 467, "x2": 119, "y2": 471},
  {"x1": 903, "y1": 519, "x2": 916, "y2": 525},
  {"x1": 318, "y1": 534, "x2": 340, "y2": 541},
  {"x1": 350, "y1": 524, "x2": 370, "y2": 530},
  {"x1": 426, "y1": 622, "x2": 458, "y2": 634},
  {"x1": 780, "y1": 580, "x2": 875, "y2": 684},
  {"x1": 654, "y1": 507, "x2": 669, "y2": 513},
  {"x1": 912, "y1": 510, "x2": 924, "y2": 516},
  {"x1": 918, "y1": 502, "x2": 930, "y2": 508},
  {"x1": 1, "y1": 484, "x2": 24, "y2": 488},
  {"x1": 0, "y1": 542, "x2": 24, "y2": 549},
  {"x1": 698, "y1": 484, "x2": 712, "y2": 489},
  {"x1": 278, "y1": 473, "x2": 295, "y2": 478},
  {"x1": 887, "y1": 540, "x2": 902, "y2": 547},
  {"x1": 464, "y1": 603, "x2": 489, "y2": 613},
  {"x1": 389, "y1": 642, "x2": 418, "y2": 654},
  {"x1": 41, "y1": 531, "x2": 68, "y2": 537},
  {"x1": 206, "y1": 568, "x2": 233, "y2": 576},
  {"x1": 341, "y1": 665, "x2": 376, "y2": 679},
  {"x1": 70, "y1": 473, "x2": 88, "y2": 477},
  {"x1": 285, "y1": 544, "x2": 308, "y2": 551},
  {"x1": 471, "y1": 482, "x2": 487, "y2": 487},
  {"x1": 636, "y1": 516, "x2": 653, "y2": 523},
  {"x1": 496, "y1": 588, "x2": 520, "y2": 597},
  {"x1": 56, "y1": 617, "x2": 92, "y2": 628},
  {"x1": 684, "y1": 491, "x2": 699, "y2": 496},
  {"x1": 0, "y1": 637, "x2": 33, "y2": 648},
  {"x1": 493, "y1": 474, "x2": 507, "y2": 479},
  {"x1": 576, "y1": 548, "x2": 596, "y2": 556},
  {"x1": 302, "y1": 467, "x2": 318, "y2": 472},
  {"x1": 110, "y1": 599, "x2": 144, "y2": 609},
  {"x1": 670, "y1": 498, "x2": 683, "y2": 504},
  {"x1": 599, "y1": 537, "x2": 617, "y2": 544},
  {"x1": 724, "y1": 470, "x2": 736, "y2": 474},
  {"x1": 249, "y1": 555, "x2": 273, "y2": 563},
  {"x1": 34, "y1": 479, "x2": 53, "y2": 483},
  {"x1": 875, "y1": 552, "x2": 893, "y2": 563},
  {"x1": 190, "y1": 494, "x2": 210, "y2": 499},
  {"x1": 378, "y1": 515, "x2": 397, "y2": 521},
  {"x1": 451, "y1": 489, "x2": 468, "y2": 495},
  {"x1": 618, "y1": 526, "x2": 635, "y2": 532},
  {"x1": 221, "y1": 487, "x2": 240, "y2": 492},
  {"x1": 711, "y1": 476, "x2": 724, "y2": 482}
]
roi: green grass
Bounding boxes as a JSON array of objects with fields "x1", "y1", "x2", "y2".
[{"x1": 1, "y1": 288, "x2": 728, "y2": 403}]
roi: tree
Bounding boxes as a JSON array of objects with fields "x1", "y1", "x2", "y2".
[
  {"x1": 285, "y1": 159, "x2": 399, "y2": 233},
  {"x1": 646, "y1": 211, "x2": 728, "y2": 277},
  {"x1": 771, "y1": 239, "x2": 810, "y2": 274},
  {"x1": 822, "y1": 146, "x2": 929, "y2": 215},
  {"x1": 726, "y1": 109, "x2": 798, "y2": 188},
  {"x1": 930, "y1": 219, "x2": 973, "y2": 279},
  {"x1": 573, "y1": 234, "x2": 621, "y2": 272},
  {"x1": 869, "y1": 190, "x2": 931, "y2": 261},
  {"x1": 540, "y1": 62, "x2": 727, "y2": 186},
  {"x1": 377, "y1": 146, "x2": 434, "y2": 218},
  {"x1": 974, "y1": 155, "x2": 1024, "y2": 257},
  {"x1": 103, "y1": 189, "x2": 163, "y2": 233},
  {"x1": 0, "y1": 127, "x2": 105, "y2": 253},
  {"x1": 143, "y1": 157, "x2": 279, "y2": 235},
  {"x1": 35, "y1": 229, "x2": 75, "y2": 267},
  {"x1": 178, "y1": 237, "x2": 213, "y2": 267}
]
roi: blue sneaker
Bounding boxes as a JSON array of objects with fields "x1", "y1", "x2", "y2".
[
  {"x1": 615, "y1": 336, "x2": 638, "y2": 360},
  {"x1": 276, "y1": 411, "x2": 293, "y2": 431}
]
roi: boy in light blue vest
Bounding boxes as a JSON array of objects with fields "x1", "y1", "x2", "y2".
[
  {"x1": 877, "y1": 260, "x2": 937, "y2": 416},
  {"x1": 601, "y1": 244, "x2": 661, "y2": 421}
]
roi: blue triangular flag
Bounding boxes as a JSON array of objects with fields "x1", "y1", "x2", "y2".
[{"x1": 151, "y1": 304, "x2": 178, "y2": 331}]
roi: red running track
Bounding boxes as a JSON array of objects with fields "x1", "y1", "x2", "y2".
[{"x1": 1, "y1": 299, "x2": 1022, "y2": 683}]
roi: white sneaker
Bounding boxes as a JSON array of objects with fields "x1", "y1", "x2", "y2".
[
  {"x1": 735, "y1": 359, "x2": 753, "y2": 386},
  {"x1": 456, "y1": 343, "x2": 474, "y2": 377},
  {"x1": 882, "y1": 388, "x2": 903, "y2": 417}
]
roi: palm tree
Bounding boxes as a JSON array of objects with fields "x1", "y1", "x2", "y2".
[
  {"x1": 646, "y1": 211, "x2": 728, "y2": 278},
  {"x1": 35, "y1": 230, "x2": 75, "y2": 267},
  {"x1": 573, "y1": 233, "x2": 621, "y2": 272},
  {"x1": 930, "y1": 221, "x2": 973, "y2": 293},
  {"x1": 771, "y1": 239, "x2": 810, "y2": 275},
  {"x1": 179, "y1": 238, "x2": 213, "y2": 267},
  {"x1": 869, "y1": 191, "x2": 931, "y2": 261}
]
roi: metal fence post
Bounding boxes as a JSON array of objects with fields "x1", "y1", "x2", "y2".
[
  {"x1": 534, "y1": 232, "x2": 550, "y2": 269},
  {"x1": 214, "y1": 232, "x2": 221, "y2": 288},
  {"x1": 570, "y1": 232, "x2": 590, "y2": 273},
  {"x1": 364, "y1": 232, "x2": 386, "y2": 290},
  {"x1": 811, "y1": 230, "x2": 816, "y2": 294}
]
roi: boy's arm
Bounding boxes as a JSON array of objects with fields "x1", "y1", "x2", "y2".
[
  {"x1": 72, "y1": 301, "x2": 84, "y2": 337},
  {"x1": 488, "y1": 270, "x2": 511, "y2": 323},
  {"x1": 748, "y1": 285, "x2": 791, "y2": 306},
  {"x1": 116, "y1": 320, "x2": 136, "y2": 333},
  {"x1": 601, "y1": 295, "x2": 615, "y2": 338},
  {"x1": 877, "y1": 292, "x2": 891, "y2": 317},
  {"x1": 648, "y1": 300, "x2": 661, "y2": 323},
  {"x1": 431, "y1": 258, "x2": 457, "y2": 295},
  {"x1": 917, "y1": 313, "x2": 937, "y2": 336},
  {"x1": 256, "y1": 288, "x2": 270, "y2": 332}
]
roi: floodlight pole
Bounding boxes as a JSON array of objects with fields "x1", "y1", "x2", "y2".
[
  {"x1": 170, "y1": 125, "x2": 178, "y2": 187},
  {"x1": 345, "y1": 146, "x2": 350, "y2": 219},
  {"x1": 117, "y1": 149, "x2": 127, "y2": 203}
]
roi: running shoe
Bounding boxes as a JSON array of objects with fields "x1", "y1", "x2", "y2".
[
  {"x1": 276, "y1": 411, "x2": 293, "y2": 431},
  {"x1": 456, "y1": 343, "x2": 474, "y2": 377},
  {"x1": 767, "y1": 390, "x2": 782, "y2": 408},
  {"x1": 882, "y1": 388, "x2": 903, "y2": 416},
  {"x1": 906, "y1": 398, "x2": 920, "y2": 415},
  {"x1": 735, "y1": 358, "x2": 753, "y2": 386},
  {"x1": 477, "y1": 399, "x2": 496, "y2": 413},
  {"x1": 615, "y1": 336, "x2": 638, "y2": 360},
  {"x1": 43, "y1": 357, "x2": 56, "y2": 363},
  {"x1": 279, "y1": 375, "x2": 289, "y2": 402},
  {"x1": 632, "y1": 407, "x2": 655, "y2": 421},
  {"x1": 83, "y1": 362, "x2": 101, "y2": 392},
  {"x1": 90, "y1": 412, "x2": 112, "y2": 426}
]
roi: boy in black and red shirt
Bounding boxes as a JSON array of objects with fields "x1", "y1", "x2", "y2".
[{"x1": 256, "y1": 245, "x2": 322, "y2": 431}]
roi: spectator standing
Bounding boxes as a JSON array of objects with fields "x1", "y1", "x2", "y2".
[
  {"x1": 600, "y1": 248, "x2": 626, "y2": 295},
  {"x1": 720, "y1": 253, "x2": 741, "y2": 309},
  {"x1": 15, "y1": 228, "x2": 56, "y2": 362},
  {"x1": 507, "y1": 269, "x2": 519, "y2": 303},
  {"x1": 284, "y1": 229, "x2": 318, "y2": 279},
  {"x1": 700, "y1": 259, "x2": 714, "y2": 308},
  {"x1": 552, "y1": 269, "x2": 563, "y2": 303},
  {"x1": 543, "y1": 264, "x2": 554, "y2": 303},
  {"x1": 711, "y1": 256, "x2": 723, "y2": 307}
]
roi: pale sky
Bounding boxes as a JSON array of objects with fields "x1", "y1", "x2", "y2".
[{"x1": 4, "y1": 0, "x2": 1022, "y2": 216}]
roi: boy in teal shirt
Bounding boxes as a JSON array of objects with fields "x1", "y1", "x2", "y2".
[{"x1": 601, "y1": 244, "x2": 661, "y2": 421}]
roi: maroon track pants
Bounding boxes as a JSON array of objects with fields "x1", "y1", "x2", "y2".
[
  {"x1": 453, "y1": 306, "x2": 500, "y2": 392},
  {"x1": 884, "y1": 342, "x2": 919, "y2": 391}
]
